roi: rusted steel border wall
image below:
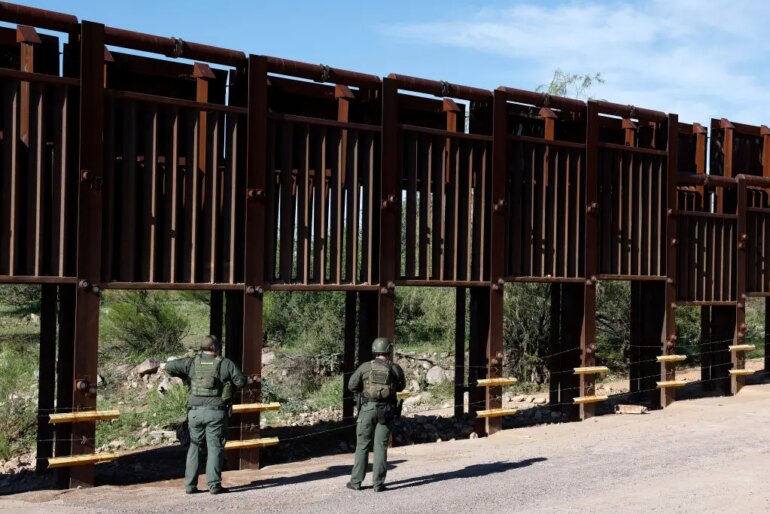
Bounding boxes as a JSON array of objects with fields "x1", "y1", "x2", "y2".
[{"x1": 0, "y1": 2, "x2": 766, "y2": 487}]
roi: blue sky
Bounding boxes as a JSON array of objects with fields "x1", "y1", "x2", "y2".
[{"x1": 16, "y1": 0, "x2": 770, "y2": 125}]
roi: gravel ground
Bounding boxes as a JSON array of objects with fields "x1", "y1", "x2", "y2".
[{"x1": 4, "y1": 382, "x2": 770, "y2": 513}]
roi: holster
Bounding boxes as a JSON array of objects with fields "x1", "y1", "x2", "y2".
[{"x1": 375, "y1": 403, "x2": 396, "y2": 425}]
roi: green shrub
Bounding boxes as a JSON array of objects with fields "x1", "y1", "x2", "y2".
[
  {"x1": 503, "y1": 283, "x2": 551, "y2": 383},
  {"x1": 595, "y1": 282, "x2": 631, "y2": 369},
  {"x1": 101, "y1": 291, "x2": 189, "y2": 362},
  {"x1": 0, "y1": 344, "x2": 38, "y2": 460},
  {"x1": 0, "y1": 284, "x2": 39, "y2": 313},
  {"x1": 308, "y1": 375, "x2": 343, "y2": 410},
  {"x1": 146, "y1": 382, "x2": 189, "y2": 428}
]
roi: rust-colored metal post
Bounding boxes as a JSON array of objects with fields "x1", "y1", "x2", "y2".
[
  {"x1": 55, "y1": 283, "x2": 75, "y2": 488},
  {"x1": 766, "y1": 301, "x2": 770, "y2": 373},
  {"x1": 358, "y1": 291, "x2": 377, "y2": 364},
  {"x1": 486, "y1": 89, "x2": 507, "y2": 435},
  {"x1": 549, "y1": 283, "x2": 562, "y2": 407},
  {"x1": 343, "y1": 291, "x2": 356, "y2": 419},
  {"x1": 661, "y1": 113, "x2": 679, "y2": 407},
  {"x1": 223, "y1": 289, "x2": 243, "y2": 468},
  {"x1": 68, "y1": 20, "x2": 106, "y2": 488},
  {"x1": 338, "y1": 85, "x2": 358, "y2": 419},
  {"x1": 239, "y1": 54, "x2": 268, "y2": 470},
  {"x1": 210, "y1": 290, "x2": 223, "y2": 339},
  {"x1": 469, "y1": 286, "x2": 489, "y2": 435},
  {"x1": 581, "y1": 101, "x2": 600, "y2": 420},
  {"x1": 378, "y1": 78, "x2": 398, "y2": 341},
  {"x1": 693, "y1": 123, "x2": 707, "y2": 208},
  {"x1": 36, "y1": 283, "x2": 56, "y2": 473},
  {"x1": 454, "y1": 287, "x2": 466, "y2": 419},
  {"x1": 733, "y1": 176, "x2": 748, "y2": 394}
]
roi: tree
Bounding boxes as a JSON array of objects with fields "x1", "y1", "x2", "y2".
[{"x1": 536, "y1": 69, "x2": 604, "y2": 99}]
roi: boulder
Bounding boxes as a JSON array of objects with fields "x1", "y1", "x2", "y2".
[
  {"x1": 156, "y1": 376, "x2": 183, "y2": 394},
  {"x1": 513, "y1": 394, "x2": 527, "y2": 402},
  {"x1": 534, "y1": 397, "x2": 547, "y2": 405},
  {"x1": 262, "y1": 351, "x2": 275, "y2": 366},
  {"x1": 135, "y1": 359, "x2": 160, "y2": 376},
  {"x1": 403, "y1": 394, "x2": 422, "y2": 408},
  {"x1": 426, "y1": 366, "x2": 447, "y2": 385}
]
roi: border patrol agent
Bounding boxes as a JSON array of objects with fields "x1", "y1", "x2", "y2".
[
  {"x1": 165, "y1": 335, "x2": 247, "y2": 494},
  {"x1": 346, "y1": 337, "x2": 406, "y2": 492}
]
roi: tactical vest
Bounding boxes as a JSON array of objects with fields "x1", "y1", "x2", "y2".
[
  {"x1": 190, "y1": 355, "x2": 223, "y2": 397},
  {"x1": 363, "y1": 359, "x2": 394, "y2": 401}
]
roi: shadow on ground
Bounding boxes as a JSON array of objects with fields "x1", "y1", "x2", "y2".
[
  {"x1": 386, "y1": 458, "x2": 547, "y2": 490},
  {"x1": 230, "y1": 459, "x2": 406, "y2": 492}
]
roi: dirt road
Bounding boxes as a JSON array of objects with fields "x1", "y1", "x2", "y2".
[{"x1": 5, "y1": 382, "x2": 770, "y2": 513}]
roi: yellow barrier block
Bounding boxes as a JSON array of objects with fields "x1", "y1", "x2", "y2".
[
  {"x1": 225, "y1": 437, "x2": 280, "y2": 450},
  {"x1": 728, "y1": 369, "x2": 755, "y2": 376},
  {"x1": 49, "y1": 410, "x2": 121, "y2": 424},
  {"x1": 573, "y1": 366, "x2": 609, "y2": 375},
  {"x1": 573, "y1": 395, "x2": 608, "y2": 405},
  {"x1": 47, "y1": 452, "x2": 119, "y2": 469},
  {"x1": 231, "y1": 402, "x2": 281, "y2": 414},
  {"x1": 729, "y1": 344, "x2": 756, "y2": 352},
  {"x1": 476, "y1": 377, "x2": 518, "y2": 387},
  {"x1": 656, "y1": 355, "x2": 687, "y2": 363},
  {"x1": 656, "y1": 380, "x2": 687, "y2": 388},
  {"x1": 396, "y1": 391, "x2": 410, "y2": 400},
  {"x1": 476, "y1": 408, "x2": 518, "y2": 419}
]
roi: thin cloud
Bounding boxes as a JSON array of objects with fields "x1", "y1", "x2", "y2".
[{"x1": 383, "y1": 1, "x2": 770, "y2": 125}]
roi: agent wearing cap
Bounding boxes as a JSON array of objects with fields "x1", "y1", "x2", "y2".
[
  {"x1": 165, "y1": 335, "x2": 246, "y2": 494},
  {"x1": 346, "y1": 337, "x2": 406, "y2": 492}
]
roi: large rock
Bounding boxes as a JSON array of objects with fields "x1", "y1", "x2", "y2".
[
  {"x1": 403, "y1": 394, "x2": 423, "y2": 408},
  {"x1": 426, "y1": 365, "x2": 447, "y2": 385},
  {"x1": 262, "y1": 351, "x2": 275, "y2": 366},
  {"x1": 157, "y1": 376, "x2": 183, "y2": 394},
  {"x1": 135, "y1": 358, "x2": 160, "y2": 376}
]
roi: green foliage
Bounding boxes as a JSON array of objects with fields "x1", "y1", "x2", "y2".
[
  {"x1": 595, "y1": 282, "x2": 631, "y2": 368},
  {"x1": 0, "y1": 285, "x2": 39, "y2": 313},
  {"x1": 0, "y1": 342, "x2": 38, "y2": 460},
  {"x1": 536, "y1": 69, "x2": 605, "y2": 99},
  {"x1": 101, "y1": 291, "x2": 190, "y2": 362},
  {"x1": 146, "y1": 382, "x2": 189, "y2": 428},
  {"x1": 308, "y1": 375, "x2": 343, "y2": 410},
  {"x1": 265, "y1": 292, "x2": 345, "y2": 377},
  {"x1": 176, "y1": 290, "x2": 211, "y2": 305},
  {"x1": 396, "y1": 288, "x2": 457, "y2": 348},
  {"x1": 96, "y1": 412, "x2": 144, "y2": 448},
  {"x1": 502, "y1": 283, "x2": 551, "y2": 383}
]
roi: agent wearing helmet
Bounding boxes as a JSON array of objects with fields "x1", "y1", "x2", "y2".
[
  {"x1": 346, "y1": 337, "x2": 406, "y2": 492},
  {"x1": 165, "y1": 335, "x2": 246, "y2": 495}
]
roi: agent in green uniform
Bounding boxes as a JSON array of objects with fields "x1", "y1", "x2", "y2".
[
  {"x1": 346, "y1": 337, "x2": 406, "y2": 492},
  {"x1": 165, "y1": 335, "x2": 247, "y2": 495}
]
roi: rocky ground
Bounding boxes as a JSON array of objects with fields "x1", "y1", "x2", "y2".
[
  {"x1": 5, "y1": 376, "x2": 770, "y2": 512},
  {"x1": 2, "y1": 353, "x2": 765, "y2": 483}
]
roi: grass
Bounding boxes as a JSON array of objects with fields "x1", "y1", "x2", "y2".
[
  {"x1": 307, "y1": 375, "x2": 343, "y2": 411},
  {"x1": 0, "y1": 303, "x2": 40, "y2": 460}
]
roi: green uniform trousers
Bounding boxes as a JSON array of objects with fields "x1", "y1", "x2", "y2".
[
  {"x1": 350, "y1": 402, "x2": 392, "y2": 488},
  {"x1": 185, "y1": 408, "x2": 227, "y2": 490}
]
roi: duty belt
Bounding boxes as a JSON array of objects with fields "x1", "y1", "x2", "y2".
[{"x1": 188, "y1": 404, "x2": 228, "y2": 411}]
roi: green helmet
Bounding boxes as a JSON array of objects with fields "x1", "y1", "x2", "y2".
[{"x1": 371, "y1": 337, "x2": 393, "y2": 355}]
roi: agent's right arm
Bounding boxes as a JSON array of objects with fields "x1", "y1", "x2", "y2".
[{"x1": 164, "y1": 357, "x2": 193, "y2": 379}]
